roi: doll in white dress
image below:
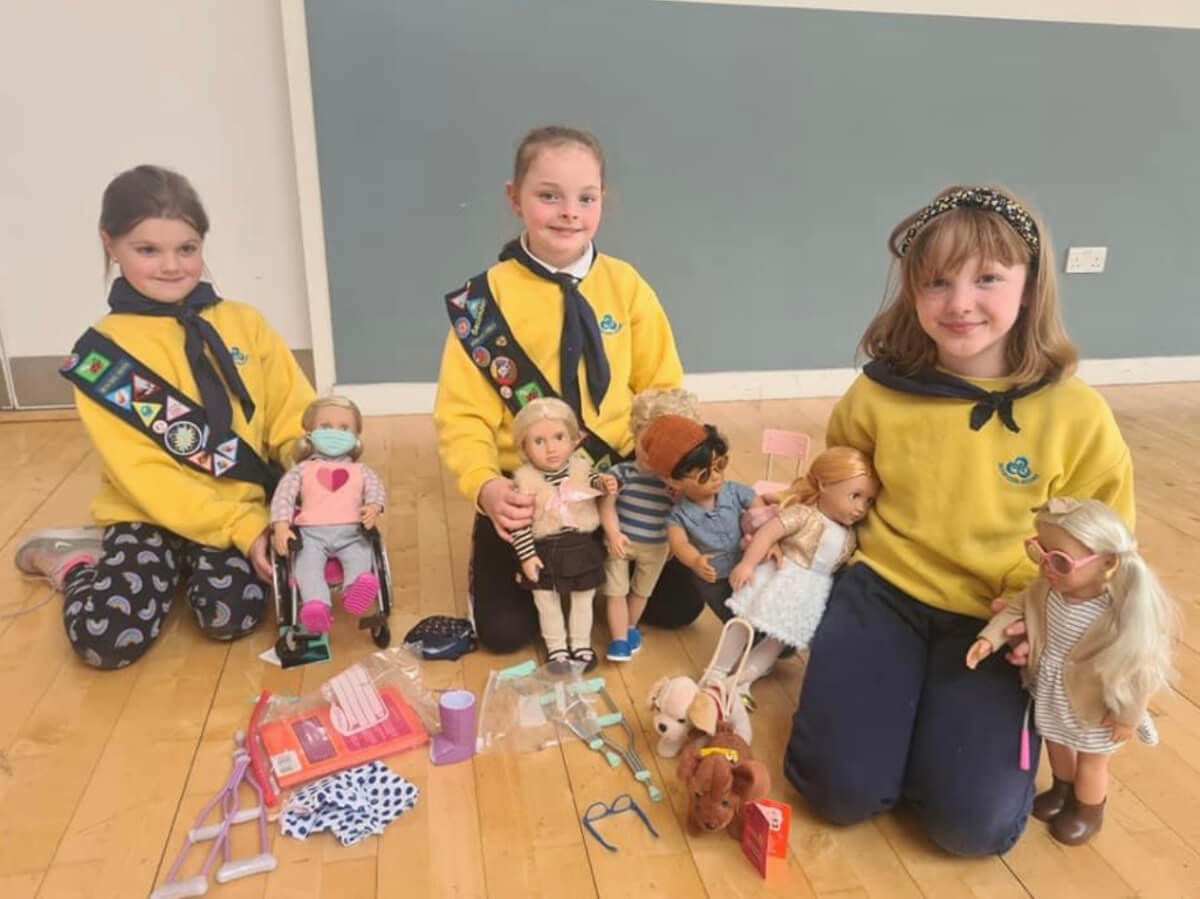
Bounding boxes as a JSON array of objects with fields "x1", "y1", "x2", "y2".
[
  {"x1": 967, "y1": 498, "x2": 1177, "y2": 846},
  {"x1": 721, "y1": 446, "x2": 878, "y2": 694}
]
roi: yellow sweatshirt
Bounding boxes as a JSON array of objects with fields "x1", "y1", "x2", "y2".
[
  {"x1": 434, "y1": 253, "x2": 683, "y2": 503},
  {"x1": 76, "y1": 301, "x2": 315, "y2": 555},
  {"x1": 826, "y1": 372, "x2": 1134, "y2": 618}
]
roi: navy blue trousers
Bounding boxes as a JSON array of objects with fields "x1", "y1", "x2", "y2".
[{"x1": 785, "y1": 563, "x2": 1037, "y2": 856}]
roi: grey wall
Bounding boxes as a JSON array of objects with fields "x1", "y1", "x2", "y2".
[{"x1": 305, "y1": 0, "x2": 1200, "y2": 384}]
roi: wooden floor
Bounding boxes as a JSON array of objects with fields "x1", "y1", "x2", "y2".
[{"x1": 1, "y1": 384, "x2": 1198, "y2": 899}]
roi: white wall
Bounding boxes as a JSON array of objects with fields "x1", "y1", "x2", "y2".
[
  {"x1": 0, "y1": 0, "x2": 312, "y2": 358},
  {"x1": 664, "y1": 0, "x2": 1200, "y2": 29}
]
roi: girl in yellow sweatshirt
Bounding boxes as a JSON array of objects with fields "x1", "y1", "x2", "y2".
[
  {"x1": 15, "y1": 165, "x2": 314, "y2": 668},
  {"x1": 433, "y1": 126, "x2": 690, "y2": 653},
  {"x1": 784, "y1": 186, "x2": 1134, "y2": 857}
]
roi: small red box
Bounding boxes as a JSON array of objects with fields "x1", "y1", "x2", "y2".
[{"x1": 740, "y1": 799, "x2": 792, "y2": 876}]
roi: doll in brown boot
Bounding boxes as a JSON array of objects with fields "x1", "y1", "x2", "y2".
[
  {"x1": 1031, "y1": 776, "x2": 1073, "y2": 821},
  {"x1": 967, "y1": 499, "x2": 1178, "y2": 847}
]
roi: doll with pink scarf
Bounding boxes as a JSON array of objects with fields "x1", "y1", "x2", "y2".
[
  {"x1": 270, "y1": 396, "x2": 385, "y2": 634},
  {"x1": 509, "y1": 398, "x2": 617, "y2": 671}
]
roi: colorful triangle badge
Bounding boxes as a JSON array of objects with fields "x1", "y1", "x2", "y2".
[
  {"x1": 448, "y1": 288, "x2": 468, "y2": 309},
  {"x1": 132, "y1": 374, "x2": 161, "y2": 400},
  {"x1": 187, "y1": 451, "x2": 212, "y2": 473},
  {"x1": 135, "y1": 402, "x2": 162, "y2": 427},
  {"x1": 105, "y1": 385, "x2": 133, "y2": 410},
  {"x1": 212, "y1": 455, "x2": 235, "y2": 477},
  {"x1": 466, "y1": 297, "x2": 485, "y2": 322},
  {"x1": 166, "y1": 396, "x2": 190, "y2": 422},
  {"x1": 215, "y1": 437, "x2": 239, "y2": 461}
]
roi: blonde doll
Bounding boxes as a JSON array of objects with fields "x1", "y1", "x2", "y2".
[
  {"x1": 967, "y1": 498, "x2": 1176, "y2": 846},
  {"x1": 270, "y1": 396, "x2": 385, "y2": 634},
  {"x1": 510, "y1": 398, "x2": 617, "y2": 672},
  {"x1": 718, "y1": 447, "x2": 878, "y2": 693},
  {"x1": 599, "y1": 387, "x2": 700, "y2": 661}
]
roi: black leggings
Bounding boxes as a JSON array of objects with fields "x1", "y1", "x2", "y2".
[
  {"x1": 62, "y1": 522, "x2": 268, "y2": 669},
  {"x1": 468, "y1": 513, "x2": 705, "y2": 653}
]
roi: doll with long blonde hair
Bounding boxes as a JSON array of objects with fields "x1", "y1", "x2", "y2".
[
  {"x1": 509, "y1": 398, "x2": 617, "y2": 672},
  {"x1": 967, "y1": 498, "x2": 1176, "y2": 846},
  {"x1": 269, "y1": 395, "x2": 385, "y2": 635},
  {"x1": 719, "y1": 446, "x2": 879, "y2": 692}
]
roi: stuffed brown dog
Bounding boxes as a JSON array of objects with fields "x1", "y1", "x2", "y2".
[{"x1": 677, "y1": 724, "x2": 770, "y2": 839}]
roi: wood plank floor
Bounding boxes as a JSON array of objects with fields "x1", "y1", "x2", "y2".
[{"x1": 0, "y1": 383, "x2": 1197, "y2": 898}]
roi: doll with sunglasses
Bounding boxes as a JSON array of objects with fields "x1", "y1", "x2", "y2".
[
  {"x1": 642, "y1": 416, "x2": 766, "y2": 622},
  {"x1": 966, "y1": 498, "x2": 1177, "y2": 846}
]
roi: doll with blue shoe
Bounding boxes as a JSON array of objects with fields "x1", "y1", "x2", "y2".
[{"x1": 599, "y1": 388, "x2": 701, "y2": 662}]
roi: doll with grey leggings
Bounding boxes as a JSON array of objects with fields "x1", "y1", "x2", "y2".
[{"x1": 270, "y1": 396, "x2": 386, "y2": 634}]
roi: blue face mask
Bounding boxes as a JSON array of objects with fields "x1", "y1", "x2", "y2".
[{"x1": 310, "y1": 427, "x2": 358, "y2": 458}]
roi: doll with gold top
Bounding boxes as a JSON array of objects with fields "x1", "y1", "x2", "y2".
[
  {"x1": 967, "y1": 498, "x2": 1177, "y2": 846},
  {"x1": 722, "y1": 447, "x2": 878, "y2": 693},
  {"x1": 269, "y1": 396, "x2": 385, "y2": 635}
]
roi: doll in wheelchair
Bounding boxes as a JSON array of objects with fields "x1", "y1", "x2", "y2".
[{"x1": 269, "y1": 396, "x2": 393, "y2": 665}]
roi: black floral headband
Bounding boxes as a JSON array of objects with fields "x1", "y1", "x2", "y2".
[{"x1": 900, "y1": 187, "x2": 1040, "y2": 258}]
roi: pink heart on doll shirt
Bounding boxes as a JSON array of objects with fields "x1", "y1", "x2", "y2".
[{"x1": 317, "y1": 466, "x2": 350, "y2": 492}]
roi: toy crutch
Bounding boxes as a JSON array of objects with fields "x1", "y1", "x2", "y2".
[
  {"x1": 150, "y1": 732, "x2": 277, "y2": 899},
  {"x1": 565, "y1": 678, "x2": 663, "y2": 803}
]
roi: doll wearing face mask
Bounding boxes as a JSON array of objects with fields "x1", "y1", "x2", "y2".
[{"x1": 269, "y1": 396, "x2": 385, "y2": 634}]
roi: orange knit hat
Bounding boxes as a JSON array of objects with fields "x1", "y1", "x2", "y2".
[{"x1": 641, "y1": 414, "x2": 707, "y2": 480}]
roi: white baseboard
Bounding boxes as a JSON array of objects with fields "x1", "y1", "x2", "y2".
[{"x1": 336, "y1": 355, "x2": 1200, "y2": 415}]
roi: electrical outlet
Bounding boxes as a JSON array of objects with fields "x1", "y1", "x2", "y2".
[{"x1": 1065, "y1": 246, "x2": 1107, "y2": 274}]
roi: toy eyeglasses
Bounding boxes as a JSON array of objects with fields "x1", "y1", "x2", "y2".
[{"x1": 582, "y1": 793, "x2": 660, "y2": 853}]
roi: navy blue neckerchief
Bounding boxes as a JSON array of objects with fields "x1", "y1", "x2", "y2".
[
  {"x1": 497, "y1": 239, "x2": 611, "y2": 416},
  {"x1": 107, "y1": 276, "x2": 255, "y2": 442},
  {"x1": 862, "y1": 359, "x2": 1050, "y2": 433}
]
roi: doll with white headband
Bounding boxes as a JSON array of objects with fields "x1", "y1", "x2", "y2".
[
  {"x1": 510, "y1": 397, "x2": 617, "y2": 672},
  {"x1": 270, "y1": 396, "x2": 385, "y2": 635},
  {"x1": 967, "y1": 498, "x2": 1177, "y2": 846}
]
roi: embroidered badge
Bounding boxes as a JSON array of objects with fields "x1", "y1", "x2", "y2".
[
  {"x1": 448, "y1": 288, "x2": 468, "y2": 310},
  {"x1": 166, "y1": 421, "x2": 203, "y2": 456},
  {"x1": 999, "y1": 455, "x2": 1038, "y2": 486},
  {"x1": 59, "y1": 353, "x2": 79, "y2": 373},
  {"x1": 166, "y1": 396, "x2": 191, "y2": 422},
  {"x1": 188, "y1": 450, "x2": 213, "y2": 473},
  {"x1": 454, "y1": 317, "x2": 471, "y2": 339},
  {"x1": 490, "y1": 357, "x2": 517, "y2": 386},
  {"x1": 470, "y1": 321, "x2": 498, "y2": 345},
  {"x1": 215, "y1": 437, "x2": 239, "y2": 461},
  {"x1": 466, "y1": 296, "x2": 485, "y2": 322},
  {"x1": 105, "y1": 385, "x2": 133, "y2": 410},
  {"x1": 472, "y1": 346, "x2": 491, "y2": 367},
  {"x1": 499, "y1": 386, "x2": 513, "y2": 399},
  {"x1": 135, "y1": 402, "x2": 162, "y2": 427},
  {"x1": 598, "y1": 314, "x2": 621, "y2": 335},
  {"x1": 152, "y1": 420, "x2": 168, "y2": 435},
  {"x1": 75, "y1": 351, "x2": 111, "y2": 383},
  {"x1": 515, "y1": 382, "x2": 543, "y2": 407},
  {"x1": 230, "y1": 347, "x2": 249, "y2": 366},
  {"x1": 496, "y1": 336, "x2": 508, "y2": 348},
  {"x1": 132, "y1": 373, "x2": 160, "y2": 400}
]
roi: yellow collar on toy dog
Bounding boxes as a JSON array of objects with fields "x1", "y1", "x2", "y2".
[{"x1": 698, "y1": 746, "x2": 739, "y2": 764}]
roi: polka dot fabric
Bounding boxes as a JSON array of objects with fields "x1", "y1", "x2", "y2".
[{"x1": 280, "y1": 761, "x2": 419, "y2": 846}]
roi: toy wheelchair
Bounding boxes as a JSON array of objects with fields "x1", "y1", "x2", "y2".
[{"x1": 269, "y1": 526, "x2": 393, "y2": 667}]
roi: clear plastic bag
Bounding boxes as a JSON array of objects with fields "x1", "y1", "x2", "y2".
[
  {"x1": 474, "y1": 658, "x2": 591, "y2": 754},
  {"x1": 249, "y1": 646, "x2": 440, "y2": 804}
]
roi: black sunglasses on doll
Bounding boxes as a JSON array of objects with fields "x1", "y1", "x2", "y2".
[{"x1": 681, "y1": 454, "x2": 730, "y2": 484}]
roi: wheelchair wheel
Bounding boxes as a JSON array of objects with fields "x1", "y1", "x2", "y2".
[{"x1": 372, "y1": 622, "x2": 391, "y2": 649}]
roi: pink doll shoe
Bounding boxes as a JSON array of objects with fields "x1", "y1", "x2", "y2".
[
  {"x1": 342, "y1": 573, "x2": 380, "y2": 617},
  {"x1": 300, "y1": 600, "x2": 333, "y2": 634}
]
